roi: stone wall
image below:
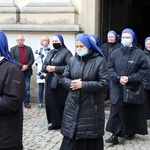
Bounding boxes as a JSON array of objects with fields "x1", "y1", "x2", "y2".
[{"x1": 0, "y1": 0, "x2": 100, "y2": 103}]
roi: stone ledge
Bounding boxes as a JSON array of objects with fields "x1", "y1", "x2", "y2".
[
  {"x1": 0, "y1": 24, "x2": 81, "y2": 32},
  {"x1": 20, "y1": 6, "x2": 75, "y2": 13}
]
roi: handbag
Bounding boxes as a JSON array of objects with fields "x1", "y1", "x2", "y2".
[
  {"x1": 123, "y1": 83, "x2": 144, "y2": 104},
  {"x1": 50, "y1": 73, "x2": 60, "y2": 89},
  {"x1": 122, "y1": 50, "x2": 144, "y2": 104}
]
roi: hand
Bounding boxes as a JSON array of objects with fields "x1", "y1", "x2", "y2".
[
  {"x1": 21, "y1": 65, "x2": 28, "y2": 71},
  {"x1": 46, "y1": 65, "x2": 55, "y2": 72},
  {"x1": 120, "y1": 76, "x2": 128, "y2": 85},
  {"x1": 70, "y1": 79, "x2": 82, "y2": 90}
]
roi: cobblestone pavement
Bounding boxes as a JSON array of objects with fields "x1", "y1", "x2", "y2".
[{"x1": 23, "y1": 103, "x2": 150, "y2": 150}]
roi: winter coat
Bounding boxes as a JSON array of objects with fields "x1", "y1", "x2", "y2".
[
  {"x1": 42, "y1": 46, "x2": 73, "y2": 79},
  {"x1": 34, "y1": 47, "x2": 50, "y2": 83},
  {"x1": 143, "y1": 49, "x2": 150, "y2": 90},
  {"x1": 0, "y1": 59, "x2": 25, "y2": 149},
  {"x1": 61, "y1": 50, "x2": 110, "y2": 139},
  {"x1": 10, "y1": 45, "x2": 34, "y2": 76},
  {"x1": 101, "y1": 42, "x2": 121, "y2": 62},
  {"x1": 109, "y1": 45, "x2": 149, "y2": 105}
]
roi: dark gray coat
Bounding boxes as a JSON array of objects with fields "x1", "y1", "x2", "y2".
[
  {"x1": 61, "y1": 51, "x2": 109, "y2": 139},
  {"x1": 109, "y1": 45, "x2": 149, "y2": 105},
  {"x1": 143, "y1": 49, "x2": 150, "y2": 90},
  {"x1": 10, "y1": 45, "x2": 34, "y2": 75},
  {"x1": 0, "y1": 60, "x2": 25, "y2": 149}
]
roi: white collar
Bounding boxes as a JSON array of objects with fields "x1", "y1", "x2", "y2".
[{"x1": 0, "y1": 56, "x2": 4, "y2": 61}]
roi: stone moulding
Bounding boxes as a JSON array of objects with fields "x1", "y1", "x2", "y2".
[{"x1": 0, "y1": 24, "x2": 81, "y2": 32}]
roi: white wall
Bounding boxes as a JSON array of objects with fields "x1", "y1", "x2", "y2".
[
  {"x1": 5, "y1": 31, "x2": 76, "y2": 103},
  {"x1": 5, "y1": 32, "x2": 76, "y2": 54}
]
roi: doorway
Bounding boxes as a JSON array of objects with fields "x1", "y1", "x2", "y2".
[{"x1": 100, "y1": 0, "x2": 150, "y2": 48}]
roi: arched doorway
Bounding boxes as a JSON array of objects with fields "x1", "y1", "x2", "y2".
[{"x1": 100, "y1": 0, "x2": 150, "y2": 48}]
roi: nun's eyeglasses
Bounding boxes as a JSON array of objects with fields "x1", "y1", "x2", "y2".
[{"x1": 122, "y1": 36, "x2": 132, "y2": 39}]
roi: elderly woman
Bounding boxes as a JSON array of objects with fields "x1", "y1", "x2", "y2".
[
  {"x1": 143, "y1": 37, "x2": 150, "y2": 119},
  {"x1": 42, "y1": 33, "x2": 72, "y2": 130},
  {"x1": 60, "y1": 33, "x2": 109, "y2": 150},
  {"x1": 0, "y1": 31, "x2": 25, "y2": 149},
  {"x1": 105, "y1": 28, "x2": 149, "y2": 145},
  {"x1": 101, "y1": 30, "x2": 121, "y2": 63}
]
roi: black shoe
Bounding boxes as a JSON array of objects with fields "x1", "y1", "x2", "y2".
[
  {"x1": 126, "y1": 134, "x2": 135, "y2": 140},
  {"x1": 105, "y1": 135, "x2": 119, "y2": 145},
  {"x1": 48, "y1": 125, "x2": 61, "y2": 130}
]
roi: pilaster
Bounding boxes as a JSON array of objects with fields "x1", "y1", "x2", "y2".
[{"x1": 0, "y1": 0, "x2": 19, "y2": 23}]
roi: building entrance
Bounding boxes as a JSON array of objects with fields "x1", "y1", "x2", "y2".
[{"x1": 100, "y1": 0, "x2": 150, "y2": 48}]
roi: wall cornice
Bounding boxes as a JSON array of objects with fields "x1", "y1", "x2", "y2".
[{"x1": 0, "y1": 24, "x2": 81, "y2": 32}]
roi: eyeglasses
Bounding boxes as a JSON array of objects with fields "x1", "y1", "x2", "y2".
[{"x1": 122, "y1": 37, "x2": 132, "y2": 39}]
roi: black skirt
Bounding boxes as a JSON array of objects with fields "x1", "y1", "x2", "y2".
[
  {"x1": 106, "y1": 103, "x2": 148, "y2": 137},
  {"x1": 60, "y1": 136, "x2": 104, "y2": 150}
]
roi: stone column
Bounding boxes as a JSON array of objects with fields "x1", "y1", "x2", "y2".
[
  {"x1": 80, "y1": 0, "x2": 100, "y2": 35},
  {"x1": 0, "y1": 0, "x2": 19, "y2": 23},
  {"x1": 20, "y1": 0, "x2": 76, "y2": 24}
]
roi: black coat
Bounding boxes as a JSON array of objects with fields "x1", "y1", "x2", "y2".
[
  {"x1": 109, "y1": 45, "x2": 149, "y2": 105},
  {"x1": 10, "y1": 45, "x2": 34, "y2": 76},
  {"x1": 61, "y1": 51, "x2": 110, "y2": 139},
  {"x1": 101, "y1": 42, "x2": 121, "y2": 62},
  {"x1": 143, "y1": 49, "x2": 150, "y2": 90},
  {"x1": 0, "y1": 60, "x2": 25, "y2": 149},
  {"x1": 42, "y1": 47, "x2": 73, "y2": 77}
]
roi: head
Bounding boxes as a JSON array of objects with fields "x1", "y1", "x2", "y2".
[
  {"x1": 52, "y1": 33, "x2": 66, "y2": 49},
  {"x1": 145, "y1": 37, "x2": 150, "y2": 51},
  {"x1": 89, "y1": 34, "x2": 101, "y2": 47},
  {"x1": 0, "y1": 31, "x2": 14, "y2": 63},
  {"x1": 75, "y1": 39, "x2": 89, "y2": 57},
  {"x1": 75, "y1": 33, "x2": 104, "y2": 57},
  {"x1": 107, "y1": 30, "x2": 117, "y2": 43},
  {"x1": 40, "y1": 36, "x2": 50, "y2": 47},
  {"x1": 121, "y1": 28, "x2": 137, "y2": 47},
  {"x1": 16, "y1": 34, "x2": 25, "y2": 47}
]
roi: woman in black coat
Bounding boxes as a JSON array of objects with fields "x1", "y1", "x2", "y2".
[
  {"x1": 105, "y1": 28, "x2": 149, "y2": 145},
  {"x1": 42, "y1": 33, "x2": 72, "y2": 130},
  {"x1": 101, "y1": 30, "x2": 121, "y2": 63},
  {"x1": 143, "y1": 37, "x2": 150, "y2": 119},
  {"x1": 101, "y1": 30, "x2": 121, "y2": 101},
  {"x1": 60, "y1": 33, "x2": 109, "y2": 150}
]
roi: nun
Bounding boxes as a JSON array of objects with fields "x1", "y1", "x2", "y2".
[
  {"x1": 105, "y1": 28, "x2": 149, "y2": 145},
  {"x1": 89, "y1": 34, "x2": 101, "y2": 47},
  {"x1": 0, "y1": 31, "x2": 25, "y2": 149},
  {"x1": 42, "y1": 33, "x2": 72, "y2": 130},
  {"x1": 101, "y1": 30, "x2": 121, "y2": 63},
  {"x1": 60, "y1": 33, "x2": 109, "y2": 150},
  {"x1": 143, "y1": 37, "x2": 150, "y2": 119}
]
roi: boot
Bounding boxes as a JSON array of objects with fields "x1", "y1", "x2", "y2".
[{"x1": 105, "y1": 134, "x2": 119, "y2": 145}]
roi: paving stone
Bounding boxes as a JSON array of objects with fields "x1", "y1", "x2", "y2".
[{"x1": 23, "y1": 103, "x2": 150, "y2": 150}]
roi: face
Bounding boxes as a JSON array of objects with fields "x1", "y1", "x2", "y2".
[
  {"x1": 75, "y1": 40, "x2": 89, "y2": 52},
  {"x1": 16, "y1": 35, "x2": 25, "y2": 47},
  {"x1": 52, "y1": 36, "x2": 61, "y2": 44},
  {"x1": 107, "y1": 33, "x2": 116, "y2": 43},
  {"x1": 42, "y1": 39, "x2": 49, "y2": 47},
  {"x1": 145, "y1": 40, "x2": 150, "y2": 51},
  {"x1": 121, "y1": 32, "x2": 133, "y2": 47}
]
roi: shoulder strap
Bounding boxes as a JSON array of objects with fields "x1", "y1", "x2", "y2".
[{"x1": 124, "y1": 50, "x2": 138, "y2": 76}]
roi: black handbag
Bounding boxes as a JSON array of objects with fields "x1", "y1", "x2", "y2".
[
  {"x1": 50, "y1": 73, "x2": 60, "y2": 89},
  {"x1": 122, "y1": 50, "x2": 144, "y2": 104},
  {"x1": 123, "y1": 83, "x2": 144, "y2": 104}
]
